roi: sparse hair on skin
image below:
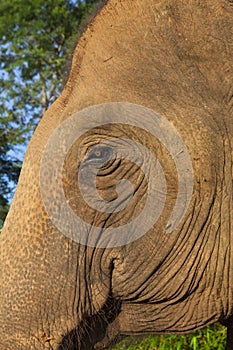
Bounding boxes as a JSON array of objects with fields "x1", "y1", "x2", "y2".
[{"x1": 62, "y1": 0, "x2": 109, "y2": 88}]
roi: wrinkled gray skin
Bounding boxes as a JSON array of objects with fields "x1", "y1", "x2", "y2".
[{"x1": 1, "y1": 0, "x2": 233, "y2": 349}]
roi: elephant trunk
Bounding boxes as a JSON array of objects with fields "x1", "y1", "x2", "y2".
[{"x1": 0, "y1": 188, "x2": 114, "y2": 349}]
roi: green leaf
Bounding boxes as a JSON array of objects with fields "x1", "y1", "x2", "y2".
[{"x1": 0, "y1": 0, "x2": 100, "y2": 222}]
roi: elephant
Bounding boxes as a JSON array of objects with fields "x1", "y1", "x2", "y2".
[{"x1": 0, "y1": 0, "x2": 233, "y2": 349}]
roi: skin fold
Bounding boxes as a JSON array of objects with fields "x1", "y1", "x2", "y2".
[{"x1": 0, "y1": 0, "x2": 233, "y2": 349}]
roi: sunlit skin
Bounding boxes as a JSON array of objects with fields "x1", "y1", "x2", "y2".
[{"x1": 0, "y1": 1, "x2": 233, "y2": 349}]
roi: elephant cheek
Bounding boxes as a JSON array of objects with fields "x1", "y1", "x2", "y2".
[
  {"x1": 91, "y1": 280, "x2": 109, "y2": 312},
  {"x1": 89, "y1": 249, "x2": 117, "y2": 315}
]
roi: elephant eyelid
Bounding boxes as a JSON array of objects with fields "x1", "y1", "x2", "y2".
[{"x1": 85, "y1": 145, "x2": 113, "y2": 163}]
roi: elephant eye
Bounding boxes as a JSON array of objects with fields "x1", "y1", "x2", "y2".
[{"x1": 85, "y1": 145, "x2": 113, "y2": 164}]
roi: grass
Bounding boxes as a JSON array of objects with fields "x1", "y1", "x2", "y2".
[{"x1": 112, "y1": 323, "x2": 226, "y2": 350}]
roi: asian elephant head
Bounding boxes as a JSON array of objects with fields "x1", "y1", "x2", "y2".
[{"x1": 1, "y1": 0, "x2": 233, "y2": 349}]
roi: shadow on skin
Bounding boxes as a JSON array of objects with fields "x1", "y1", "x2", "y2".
[{"x1": 58, "y1": 296, "x2": 122, "y2": 350}]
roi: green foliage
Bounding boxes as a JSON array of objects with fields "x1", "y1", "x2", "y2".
[
  {"x1": 0, "y1": 0, "x2": 99, "y2": 225},
  {"x1": 112, "y1": 324, "x2": 226, "y2": 350},
  {"x1": 0, "y1": 117, "x2": 22, "y2": 226},
  {"x1": 0, "y1": 0, "x2": 97, "y2": 119}
]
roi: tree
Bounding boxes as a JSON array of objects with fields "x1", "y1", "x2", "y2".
[
  {"x1": 0, "y1": 123, "x2": 21, "y2": 227},
  {"x1": 0, "y1": 0, "x2": 99, "y2": 227}
]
